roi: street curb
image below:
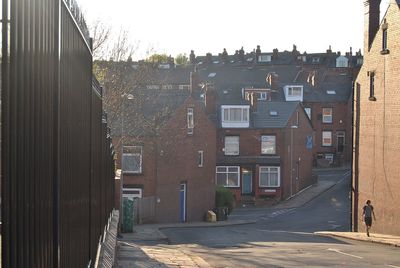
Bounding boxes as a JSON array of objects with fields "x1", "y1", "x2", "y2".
[{"x1": 314, "y1": 231, "x2": 400, "y2": 247}]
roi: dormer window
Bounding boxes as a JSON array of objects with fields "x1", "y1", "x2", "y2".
[
  {"x1": 284, "y1": 85, "x2": 303, "y2": 102},
  {"x1": 312, "y1": 57, "x2": 320, "y2": 63},
  {"x1": 221, "y1": 105, "x2": 250, "y2": 128},
  {"x1": 258, "y1": 55, "x2": 272, "y2": 62},
  {"x1": 336, "y1": 56, "x2": 349, "y2": 68}
]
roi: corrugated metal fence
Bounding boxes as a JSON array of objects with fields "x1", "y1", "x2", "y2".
[{"x1": 1, "y1": 0, "x2": 115, "y2": 267}]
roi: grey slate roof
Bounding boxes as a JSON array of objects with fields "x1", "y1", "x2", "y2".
[
  {"x1": 252, "y1": 101, "x2": 299, "y2": 129},
  {"x1": 109, "y1": 89, "x2": 190, "y2": 137}
]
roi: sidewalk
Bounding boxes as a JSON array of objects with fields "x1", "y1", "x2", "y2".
[{"x1": 315, "y1": 231, "x2": 400, "y2": 247}]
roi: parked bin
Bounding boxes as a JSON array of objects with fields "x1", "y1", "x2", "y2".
[{"x1": 214, "y1": 207, "x2": 228, "y2": 221}]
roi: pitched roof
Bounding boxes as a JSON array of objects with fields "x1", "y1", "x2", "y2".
[
  {"x1": 252, "y1": 101, "x2": 299, "y2": 128},
  {"x1": 109, "y1": 89, "x2": 190, "y2": 137}
]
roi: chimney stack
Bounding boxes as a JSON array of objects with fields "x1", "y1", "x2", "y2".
[
  {"x1": 190, "y1": 70, "x2": 199, "y2": 94},
  {"x1": 250, "y1": 93, "x2": 258, "y2": 113},
  {"x1": 267, "y1": 72, "x2": 279, "y2": 90},
  {"x1": 256, "y1": 45, "x2": 261, "y2": 62},
  {"x1": 364, "y1": 0, "x2": 381, "y2": 53},
  {"x1": 190, "y1": 50, "x2": 196, "y2": 64},
  {"x1": 205, "y1": 84, "x2": 217, "y2": 114}
]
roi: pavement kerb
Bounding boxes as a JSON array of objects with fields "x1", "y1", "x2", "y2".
[{"x1": 314, "y1": 231, "x2": 400, "y2": 247}]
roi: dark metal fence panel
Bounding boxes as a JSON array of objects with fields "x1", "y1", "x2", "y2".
[
  {"x1": 2, "y1": 0, "x2": 57, "y2": 267},
  {"x1": 2, "y1": 0, "x2": 116, "y2": 267}
]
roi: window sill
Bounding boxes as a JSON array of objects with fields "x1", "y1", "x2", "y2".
[
  {"x1": 380, "y1": 49, "x2": 390, "y2": 55},
  {"x1": 369, "y1": 96, "x2": 377, "y2": 101}
]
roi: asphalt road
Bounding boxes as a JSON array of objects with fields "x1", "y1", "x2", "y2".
[{"x1": 161, "y1": 170, "x2": 400, "y2": 267}]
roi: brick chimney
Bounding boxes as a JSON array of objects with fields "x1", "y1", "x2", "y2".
[
  {"x1": 256, "y1": 45, "x2": 261, "y2": 62},
  {"x1": 364, "y1": 0, "x2": 381, "y2": 53},
  {"x1": 190, "y1": 70, "x2": 199, "y2": 94},
  {"x1": 267, "y1": 72, "x2": 279, "y2": 90},
  {"x1": 205, "y1": 84, "x2": 217, "y2": 114},
  {"x1": 250, "y1": 93, "x2": 258, "y2": 113},
  {"x1": 190, "y1": 50, "x2": 196, "y2": 64},
  {"x1": 272, "y1": 48, "x2": 279, "y2": 60}
]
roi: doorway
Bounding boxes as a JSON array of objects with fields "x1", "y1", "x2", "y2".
[
  {"x1": 179, "y1": 183, "x2": 187, "y2": 222},
  {"x1": 242, "y1": 168, "x2": 253, "y2": 195}
]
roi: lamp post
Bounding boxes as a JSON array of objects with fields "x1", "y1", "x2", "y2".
[
  {"x1": 290, "y1": 125, "x2": 298, "y2": 198},
  {"x1": 119, "y1": 93, "x2": 133, "y2": 235}
]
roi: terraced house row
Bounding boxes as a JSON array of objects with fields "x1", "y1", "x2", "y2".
[{"x1": 98, "y1": 44, "x2": 361, "y2": 223}]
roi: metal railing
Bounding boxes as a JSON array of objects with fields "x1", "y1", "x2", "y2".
[{"x1": 1, "y1": 0, "x2": 115, "y2": 267}]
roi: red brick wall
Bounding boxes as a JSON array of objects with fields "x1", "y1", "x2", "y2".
[
  {"x1": 217, "y1": 105, "x2": 314, "y2": 201},
  {"x1": 155, "y1": 98, "x2": 216, "y2": 223},
  {"x1": 113, "y1": 136, "x2": 158, "y2": 209},
  {"x1": 304, "y1": 101, "x2": 352, "y2": 164},
  {"x1": 354, "y1": 2, "x2": 400, "y2": 235},
  {"x1": 282, "y1": 106, "x2": 315, "y2": 199}
]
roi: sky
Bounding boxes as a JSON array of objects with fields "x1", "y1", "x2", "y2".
[{"x1": 78, "y1": 0, "x2": 391, "y2": 60}]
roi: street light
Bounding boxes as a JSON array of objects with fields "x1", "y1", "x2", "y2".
[
  {"x1": 119, "y1": 93, "x2": 133, "y2": 235},
  {"x1": 290, "y1": 125, "x2": 298, "y2": 198}
]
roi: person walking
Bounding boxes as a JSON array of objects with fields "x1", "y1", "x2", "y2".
[{"x1": 362, "y1": 200, "x2": 376, "y2": 237}]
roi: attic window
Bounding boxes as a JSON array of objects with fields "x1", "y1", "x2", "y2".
[
  {"x1": 312, "y1": 57, "x2": 320, "y2": 63},
  {"x1": 208, "y1": 72, "x2": 216, "y2": 78},
  {"x1": 269, "y1": 110, "x2": 278, "y2": 116},
  {"x1": 258, "y1": 55, "x2": 272, "y2": 62},
  {"x1": 326, "y1": 90, "x2": 336, "y2": 95}
]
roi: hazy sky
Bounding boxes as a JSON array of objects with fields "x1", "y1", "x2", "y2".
[{"x1": 79, "y1": 0, "x2": 391, "y2": 60}]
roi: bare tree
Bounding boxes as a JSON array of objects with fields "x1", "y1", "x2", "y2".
[{"x1": 90, "y1": 20, "x2": 111, "y2": 59}]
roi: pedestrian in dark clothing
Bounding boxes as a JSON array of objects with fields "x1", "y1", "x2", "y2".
[{"x1": 362, "y1": 200, "x2": 376, "y2": 237}]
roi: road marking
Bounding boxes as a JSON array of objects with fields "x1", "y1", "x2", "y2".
[
  {"x1": 327, "y1": 248, "x2": 363, "y2": 259},
  {"x1": 386, "y1": 265, "x2": 400, "y2": 268}
]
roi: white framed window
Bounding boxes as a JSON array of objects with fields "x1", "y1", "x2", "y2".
[
  {"x1": 258, "y1": 92, "x2": 267, "y2": 100},
  {"x1": 322, "y1": 131, "x2": 332, "y2": 147},
  {"x1": 187, "y1": 108, "x2": 194, "y2": 134},
  {"x1": 284, "y1": 85, "x2": 303, "y2": 101},
  {"x1": 322, "y1": 108, "x2": 333, "y2": 123},
  {"x1": 259, "y1": 166, "x2": 280, "y2": 187},
  {"x1": 122, "y1": 146, "x2": 143, "y2": 174},
  {"x1": 258, "y1": 55, "x2": 272, "y2": 62},
  {"x1": 198, "y1": 150, "x2": 204, "y2": 167},
  {"x1": 221, "y1": 105, "x2": 250, "y2": 128},
  {"x1": 261, "y1": 135, "x2": 276, "y2": 154},
  {"x1": 224, "y1": 136, "x2": 239, "y2": 155},
  {"x1": 216, "y1": 166, "x2": 240, "y2": 187},
  {"x1": 304, "y1": 107, "x2": 311, "y2": 120}
]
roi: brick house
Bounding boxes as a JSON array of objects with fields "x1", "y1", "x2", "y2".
[
  {"x1": 353, "y1": 0, "x2": 400, "y2": 235},
  {"x1": 213, "y1": 99, "x2": 315, "y2": 203},
  {"x1": 113, "y1": 86, "x2": 216, "y2": 223},
  {"x1": 194, "y1": 58, "x2": 359, "y2": 167}
]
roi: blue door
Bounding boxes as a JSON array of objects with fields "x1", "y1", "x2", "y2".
[
  {"x1": 242, "y1": 170, "x2": 252, "y2": 194},
  {"x1": 179, "y1": 183, "x2": 187, "y2": 222}
]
